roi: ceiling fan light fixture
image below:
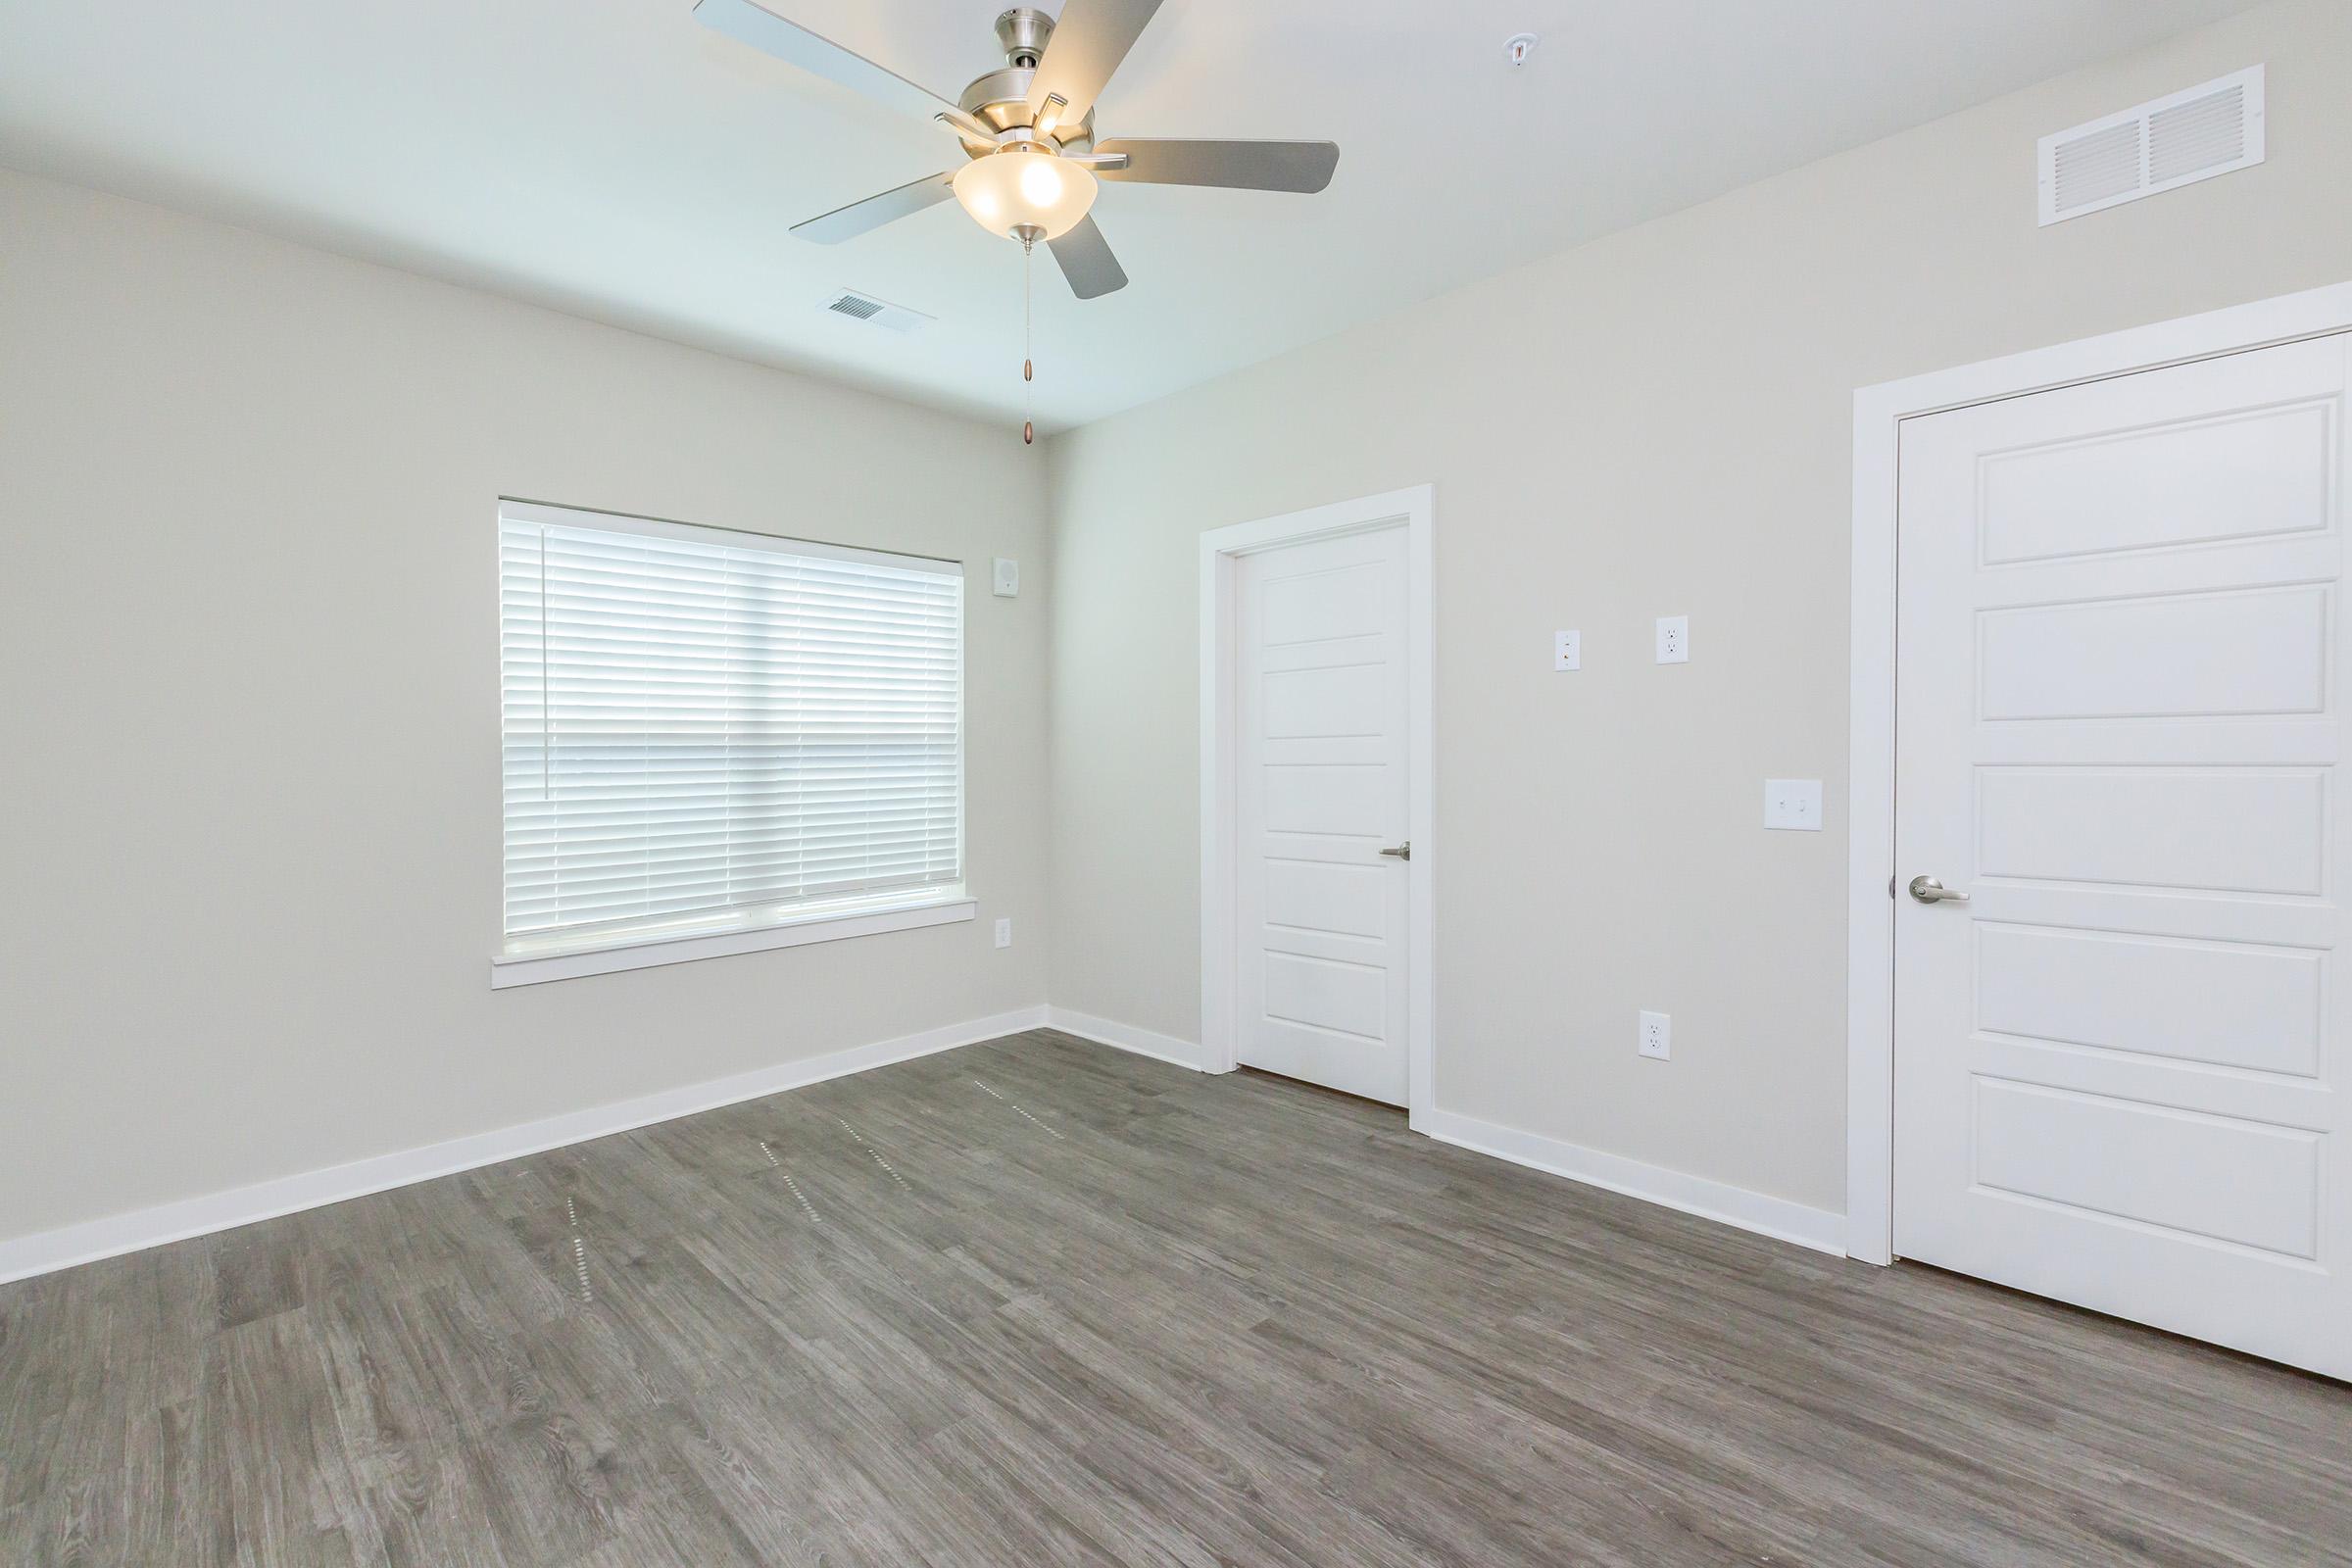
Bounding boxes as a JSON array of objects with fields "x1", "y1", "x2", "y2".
[{"x1": 953, "y1": 148, "x2": 1098, "y2": 241}]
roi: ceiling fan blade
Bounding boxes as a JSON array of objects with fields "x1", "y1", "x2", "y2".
[
  {"x1": 695, "y1": 0, "x2": 965, "y2": 126},
  {"x1": 1026, "y1": 0, "x2": 1163, "y2": 130},
  {"x1": 791, "y1": 171, "x2": 957, "y2": 244},
  {"x1": 1094, "y1": 139, "x2": 1339, "y2": 193},
  {"x1": 1048, "y1": 216, "x2": 1129, "y2": 300}
]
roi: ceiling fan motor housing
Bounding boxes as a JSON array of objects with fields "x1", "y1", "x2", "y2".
[{"x1": 959, "y1": 9, "x2": 1094, "y2": 155}]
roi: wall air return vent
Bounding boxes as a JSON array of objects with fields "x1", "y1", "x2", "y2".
[
  {"x1": 2038, "y1": 66, "x2": 2264, "y2": 226},
  {"x1": 820, "y1": 290, "x2": 934, "y2": 334}
]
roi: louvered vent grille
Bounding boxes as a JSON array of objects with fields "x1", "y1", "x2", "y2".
[
  {"x1": 819, "y1": 290, "x2": 935, "y2": 334},
  {"x1": 2149, "y1": 82, "x2": 2248, "y2": 184},
  {"x1": 2038, "y1": 66, "x2": 2264, "y2": 226},
  {"x1": 2052, "y1": 122, "x2": 2143, "y2": 215}
]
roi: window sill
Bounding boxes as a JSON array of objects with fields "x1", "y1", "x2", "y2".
[{"x1": 488, "y1": 895, "x2": 976, "y2": 990}]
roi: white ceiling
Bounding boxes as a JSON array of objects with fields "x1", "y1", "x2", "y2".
[{"x1": 0, "y1": 0, "x2": 2263, "y2": 432}]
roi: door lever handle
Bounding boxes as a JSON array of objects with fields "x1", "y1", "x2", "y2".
[
  {"x1": 1379, "y1": 843, "x2": 1411, "y2": 860},
  {"x1": 1908, "y1": 874, "x2": 1969, "y2": 905}
]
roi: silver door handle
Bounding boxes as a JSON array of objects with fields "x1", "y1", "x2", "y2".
[
  {"x1": 1379, "y1": 843, "x2": 1410, "y2": 860},
  {"x1": 1908, "y1": 875, "x2": 1969, "y2": 905}
]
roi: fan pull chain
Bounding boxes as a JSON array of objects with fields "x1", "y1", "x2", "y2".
[{"x1": 1021, "y1": 236, "x2": 1035, "y2": 445}]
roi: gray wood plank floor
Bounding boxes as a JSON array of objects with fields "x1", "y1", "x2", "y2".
[{"x1": 2, "y1": 1029, "x2": 2345, "y2": 1566}]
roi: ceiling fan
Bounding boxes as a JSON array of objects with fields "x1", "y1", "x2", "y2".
[{"x1": 692, "y1": 0, "x2": 1342, "y2": 302}]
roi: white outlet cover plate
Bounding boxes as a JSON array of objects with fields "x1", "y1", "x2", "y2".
[
  {"x1": 991, "y1": 558, "x2": 1018, "y2": 597},
  {"x1": 1553, "y1": 629, "x2": 1581, "y2": 671},
  {"x1": 1639, "y1": 1009, "x2": 1672, "y2": 1060},
  {"x1": 1655, "y1": 614, "x2": 1689, "y2": 663},
  {"x1": 1764, "y1": 778, "x2": 1824, "y2": 831},
  {"x1": 994, "y1": 917, "x2": 1012, "y2": 948}
]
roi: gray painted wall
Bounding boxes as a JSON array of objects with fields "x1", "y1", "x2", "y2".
[
  {"x1": 1043, "y1": 0, "x2": 2352, "y2": 1216},
  {"x1": 0, "y1": 170, "x2": 1050, "y2": 1244},
  {"x1": 7, "y1": 0, "x2": 2347, "y2": 1257}
]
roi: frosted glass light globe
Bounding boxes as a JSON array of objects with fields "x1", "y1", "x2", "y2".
[{"x1": 953, "y1": 150, "x2": 1099, "y2": 241}]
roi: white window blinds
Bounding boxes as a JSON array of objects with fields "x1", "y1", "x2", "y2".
[{"x1": 498, "y1": 503, "x2": 963, "y2": 949}]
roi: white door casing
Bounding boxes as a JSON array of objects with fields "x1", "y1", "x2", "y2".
[
  {"x1": 1232, "y1": 525, "x2": 1411, "y2": 1103},
  {"x1": 1849, "y1": 283, "x2": 2352, "y2": 1263},
  {"x1": 1890, "y1": 332, "x2": 2351, "y2": 1379},
  {"x1": 1201, "y1": 486, "x2": 1434, "y2": 1118}
]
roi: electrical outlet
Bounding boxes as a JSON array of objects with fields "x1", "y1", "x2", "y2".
[
  {"x1": 1655, "y1": 615, "x2": 1690, "y2": 664},
  {"x1": 1764, "y1": 778, "x2": 1824, "y2": 831},
  {"x1": 994, "y1": 917, "x2": 1012, "y2": 949},
  {"x1": 1553, "y1": 629, "x2": 1581, "y2": 671},
  {"x1": 1639, "y1": 1010, "x2": 1671, "y2": 1060}
]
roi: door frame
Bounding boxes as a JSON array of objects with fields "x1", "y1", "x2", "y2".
[
  {"x1": 1846, "y1": 281, "x2": 2352, "y2": 1265},
  {"x1": 1201, "y1": 484, "x2": 1436, "y2": 1122}
]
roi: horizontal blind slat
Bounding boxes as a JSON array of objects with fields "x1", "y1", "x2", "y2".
[{"x1": 499, "y1": 514, "x2": 962, "y2": 940}]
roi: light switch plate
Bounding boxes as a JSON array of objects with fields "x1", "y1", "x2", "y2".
[
  {"x1": 1553, "y1": 629, "x2": 1581, "y2": 671},
  {"x1": 991, "y1": 558, "x2": 1019, "y2": 597},
  {"x1": 1655, "y1": 615, "x2": 1690, "y2": 663},
  {"x1": 994, "y1": 917, "x2": 1012, "y2": 949},
  {"x1": 1764, "y1": 778, "x2": 1824, "y2": 831}
]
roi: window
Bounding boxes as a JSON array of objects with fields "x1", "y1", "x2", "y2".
[{"x1": 493, "y1": 501, "x2": 966, "y2": 983}]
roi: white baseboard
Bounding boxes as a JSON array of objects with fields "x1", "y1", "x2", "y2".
[
  {"x1": 1415, "y1": 1107, "x2": 1848, "y2": 1257},
  {"x1": 0, "y1": 1004, "x2": 1050, "y2": 1286},
  {"x1": 1043, "y1": 1006, "x2": 1216, "y2": 1073},
  {"x1": 1, "y1": 1004, "x2": 1845, "y2": 1284},
  {"x1": 1031, "y1": 1013, "x2": 1840, "y2": 1257}
]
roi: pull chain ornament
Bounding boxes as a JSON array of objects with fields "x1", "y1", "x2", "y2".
[{"x1": 1017, "y1": 224, "x2": 1040, "y2": 445}]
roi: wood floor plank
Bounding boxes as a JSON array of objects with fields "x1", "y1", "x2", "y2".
[{"x1": 3, "y1": 1029, "x2": 2346, "y2": 1566}]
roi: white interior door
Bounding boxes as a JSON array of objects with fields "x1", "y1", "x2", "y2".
[
  {"x1": 1233, "y1": 525, "x2": 1410, "y2": 1104},
  {"x1": 1894, "y1": 332, "x2": 2352, "y2": 1379}
]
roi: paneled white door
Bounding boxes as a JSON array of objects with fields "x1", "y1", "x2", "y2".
[
  {"x1": 1894, "y1": 332, "x2": 2351, "y2": 1379},
  {"x1": 1234, "y1": 525, "x2": 1410, "y2": 1103}
]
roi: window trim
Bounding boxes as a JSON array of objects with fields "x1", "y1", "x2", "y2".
[
  {"x1": 497, "y1": 498, "x2": 964, "y2": 576},
  {"x1": 491, "y1": 498, "x2": 969, "y2": 988},
  {"x1": 489, "y1": 891, "x2": 976, "y2": 990}
]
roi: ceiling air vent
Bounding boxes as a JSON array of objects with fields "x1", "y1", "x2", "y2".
[
  {"x1": 2038, "y1": 66, "x2": 2264, "y2": 226},
  {"x1": 820, "y1": 289, "x2": 934, "y2": 334}
]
